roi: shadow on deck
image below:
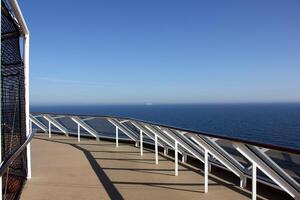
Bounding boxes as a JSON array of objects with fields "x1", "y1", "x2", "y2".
[{"x1": 20, "y1": 134, "x2": 291, "y2": 200}]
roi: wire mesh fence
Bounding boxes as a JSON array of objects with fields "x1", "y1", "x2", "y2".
[{"x1": 1, "y1": 1, "x2": 27, "y2": 199}]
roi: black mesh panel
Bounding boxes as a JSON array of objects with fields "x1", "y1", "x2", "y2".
[{"x1": 1, "y1": 1, "x2": 27, "y2": 199}]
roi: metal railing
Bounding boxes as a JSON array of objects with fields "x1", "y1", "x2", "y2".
[
  {"x1": 30, "y1": 112, "x2": 300, "y2": 200},
  {"x1": 0, "y1": 131, "x2": 34, "y2": 177}
]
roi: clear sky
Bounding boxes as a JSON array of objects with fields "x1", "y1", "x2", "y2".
[{"x1": 19, "y1": 0, "x2": 300, "y2": 105}]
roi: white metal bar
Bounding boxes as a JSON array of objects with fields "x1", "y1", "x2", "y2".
[
  {"x1": 240, "y1": 176, "x2": 247, "y2": 188},
  {"x1": 77, "y1": 124, "x2": 80, "y2": 142},
  {"x1": 131, "y1": 121, "x2": 167, "y2": 150},
  {"x1": 9, "y1": 0, "x2": 29, "y2": 35},
  {"x1": 204, "y1": 149, "x2": 208, "y2": 193},
  {"x1": 252, "y1": 163, "x2": 257, "y2": 200},
  {"x1": 71, "y1": 116, "x2": 99, "y2": 140},
  {"x1": 234, "y1": 143, "x2": 299, "y2": 199},
  {"x1": 82, "y1": 117, "x2": 96, "y2": 121},
  {"x1": 164, "y1": 148, "x2": 167, "y2": 155},
  {"x1": 189, "y1": 135, "x2": 243, "y2": 178},
  {"x1": 140, "y1": 129, "x2": 143, "y2": 156},
  {"x1": 108, "y1": 118, "x2": 138, "y2": 142},
  {"x1": 48, "y1": 121, "x2": 51, "y2": 138},
  {"x1": 116, "y1": 127, "x2": 119, "y2": 148},
  {"x1": 29, "y1": 115, "x2": 48, "y2": 133},
  {"x1": 204, "y1": 136, "x2": 245, "y2": 170},
  {"x1": 161, "y1": 129, "x2": 203, "y2": 162},
  {"x1": 155, "y1": 134, "x2": 158, "y2": 164},
  {"x1": 32, "y1": 114, "x2": 43, "y2": 118},
  {"x1": 53, "y1": 116, "x2": 65, "y2": 119},
  {"x1": 43, "y1": 115, "x2": 68, "y2": 136},
  {"x1": 145, "y1": 125, "x2": 176, "y2": 149},
  {"x1": 182, "y1": 153, "x2": 187, "y2": 163},
  {"x1": 253, "y1": 146, "x2": 300, "y2": 188},
  {"x1": 27, "y1": 120, "x2": 32, "y2": 179},
  {"x1": 175, "y1": 141, "x2": 178, "y2": 176},
  {"x1": 23, "y1": 20, "x2": 31, "y2": 180}
]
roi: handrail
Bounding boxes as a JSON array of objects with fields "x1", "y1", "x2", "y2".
[
  {"x1": 31, "y1": 112, "x2": 300, "y2": 155},
  {"x1": 0, "y1": 130, "x2": 35, "y2": 177}
]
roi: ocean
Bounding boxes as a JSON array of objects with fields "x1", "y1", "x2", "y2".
[{"x1": 30, "y1": 103, "x2": 300, "y2": 150}]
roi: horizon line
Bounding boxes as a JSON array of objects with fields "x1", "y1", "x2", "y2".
[{"x1": 30, "y1": 101, "x2": 300, "y2": 106}]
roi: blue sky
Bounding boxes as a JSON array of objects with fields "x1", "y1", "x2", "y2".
[{"x1": 19, "y1": 0, "x2": 300, "y2": 105}]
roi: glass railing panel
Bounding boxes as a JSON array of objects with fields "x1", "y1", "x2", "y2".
[
  {"x1": 34, "y1": 115, "x2": 48, "y2": 129},
  {"x1": 217, "y1": 139, "x2": 251, "y2": 168},
  {"x1": 55, "y1": 116, "x2": 84, "y2": 134},
  {"x1": 265, "y1": 149, "x2": 300, "y2": 190},
  {"x1": 83, "y1": 117, "x2": 127, "y2": 139},
  {"x1": 121, "y1": 120, "x2": 154, "y2": 143}
]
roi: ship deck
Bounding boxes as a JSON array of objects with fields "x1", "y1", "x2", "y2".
[{"x1": 20, "y1": 133, "x2": 289, "y2": 200}]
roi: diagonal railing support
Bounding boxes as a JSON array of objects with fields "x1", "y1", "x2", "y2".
[
  {"x1": 43, "y1": 115, "x2": 69, "y2": 136},
  {"x1": 71, "y1": 116, "x2": 99, "y2": 141},
  {"x1": 29, "y1": 114, "x2": 48, "y2": 133},
  {"x1": 130, "y1": 121, "x2": 167, "y2": 150},
  {"x1": 187, "y1": 134, "x2": 245, "y2": 184},
  {"x1": 161, "y1": 128, "x2": 205, "y2": 163},
  {"x1": 234, "y1": 143, "x2": 300, "y2": 200},
  {"x1": 107, "y1": 118, "x2": 138, "y2": 142}
]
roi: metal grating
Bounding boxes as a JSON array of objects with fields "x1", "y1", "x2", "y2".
[{"x1": 1, "y1": 1, "x2": 27, "y2": 199}]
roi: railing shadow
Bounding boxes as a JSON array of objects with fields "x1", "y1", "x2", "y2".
[
  {"x1": 35, "y1": 137, "x2": 125, "y2": 200},
  {"x1": 34, "y1": 135, "x2": 261, "y2": 199}
]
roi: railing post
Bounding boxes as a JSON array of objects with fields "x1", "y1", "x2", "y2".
[
  {"x1": 175, "y1": 141, "x2": 178, "y2": 176},
  {"x1": 163, "y1": 147, "x2": 167, "y2": 155},
  {"x1": 48, "y1": 121, "x2": 51, "y2": 138},
  {"x1": 77, "y1": 124, "x2": 80, "y2": 142},
  {"x1": 116, "y1": 126, "x2": 119, "y2": 148},
  {"x1": 140, "y1": 129, "x2": 143, "y2": 156},
  {"x1": 240, "y1": 175, "x2": 247, "y2": 188},
  {"x1": 208, "y1": 162, "x2": 212, "y2": 173},
  {"x1": 252, "y1": 163, "x2": 257, "y2": 200},
  {"x1": 27, "y1": 120, "x2": 32, "y2": 179},
  {"x1": 155, "y1": 134, "x2": 158, "y2": 164},
  {"x1": 204, "y1": 149, "x2": 208, "y2": 193},
  {"x1": 182, "y1": 153, "x2": 187, "y2": 163}
]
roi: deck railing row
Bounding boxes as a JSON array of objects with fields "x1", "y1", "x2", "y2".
[{"x1": 30, "y1": 112, "x2": 300, "y2": 200}]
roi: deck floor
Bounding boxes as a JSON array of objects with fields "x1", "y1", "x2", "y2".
[{"x1": 20, "y1": 134, "x2": 266, "y2": 200}]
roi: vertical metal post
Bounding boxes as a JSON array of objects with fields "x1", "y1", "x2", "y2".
[
  {"x1": 48, "y1": 121, "x2": 51, "y2": 138},
  {"x1": 175, "y1": 141, "x2": 178, "y2": 176},
  {"x1": 140, "y1": 129, "x2": 143, "y2": 156},
  {"x1": 182, "y1": 153, "x2": 187, "y2": 163},
  {"x1": 204, "y1": 149, "x2": 208, "y2": 193},
  {"x1": 27, "y1": 119, "x2": 32, "y2": 178},
  {"x1": 29, "y1": 120, "x2": 32, "y2": 133},
  {"x1": 252, "y1": 163, "x2": 257, "y2": 200},
  {"x1": 208, "y1": 162, "x2": 212, "y2": 173},
  {"x1": 163, "y1": 148, "x2": 167, "y2": 155},
  {"x1": 155, "y1": 134, "x2": 158, "y2": 164},
  {"x1": 77, "y1": 124, "x2": 80, "y2": 142},
  {"x1": 240, "y1": 176, "x2": 247, "y2": 188},
  {"x1": 115, "y1": 126, "x2": 118, "y2": 148},
  {"x1": 24, "y1": 32, "x2": 31, "y2": 179}
]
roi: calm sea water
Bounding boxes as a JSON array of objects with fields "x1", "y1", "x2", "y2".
[{"x1": 31, "y1": 103, "x2": 300, "y2": 150}]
